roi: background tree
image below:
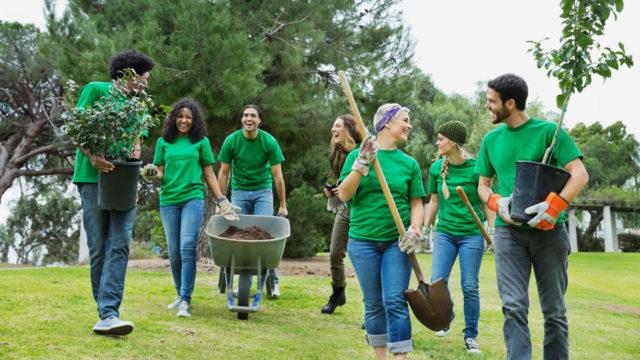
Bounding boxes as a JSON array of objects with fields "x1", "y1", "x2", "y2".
[{"x1": 0, "y1": 21, "x2": 75, "y2": 202}]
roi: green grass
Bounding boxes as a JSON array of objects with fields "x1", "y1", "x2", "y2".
[{"x1": 0, "y1": 253, "x2": 638, "y2": 359}]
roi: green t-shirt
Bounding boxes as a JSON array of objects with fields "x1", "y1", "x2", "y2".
[
  {"x1": 428, "y1": 158, "x2": 484, "y2": 235},
  {"x1": 72, "y1": 82, "x2": 117, "y2": 183},
  {"x1": 218, "y1": 129, "x2": 285, "y2": 191},
  {"x1": 475, "y1": 118, "x2": 583, "y2": 228},
  {"x1": 153, "y1": 136, "x2": 215, "y2": 206},
  {"x1": 340, "y1": 148, "x2": 426, "y2": 241}
]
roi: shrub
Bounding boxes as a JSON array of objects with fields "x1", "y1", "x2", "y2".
[
  {"x1": 284, "y1": 185, "x2": 334, "y2": 258},
  {"x1": 619, "y1": 233, "x2": 640, "y2": 252}
]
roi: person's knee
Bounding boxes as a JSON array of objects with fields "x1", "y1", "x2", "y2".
[{"x1": 461, "y1": 279, "x2": 479, "y2": 297}]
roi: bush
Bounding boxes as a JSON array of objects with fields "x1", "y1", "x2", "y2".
[
  {"x1": 284, "y1": 185, "x2": 335, "y2": 258},
  {"x1": 129, "y1": 241, "x2": 158, "y2": 260},
  {"x1": 134, "y1": 210, "x2": 167, "y2": 258},
  {"x1": 619, "y1": 233, "x2": 640, "y2": 252}
]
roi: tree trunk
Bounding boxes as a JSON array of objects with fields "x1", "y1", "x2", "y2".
[
  {"x1": 578, "y1": 209, "x2": 603, "y2": 251},
  {"x1": 196, "y1": 190, "x2": 216, "y2": 260}
]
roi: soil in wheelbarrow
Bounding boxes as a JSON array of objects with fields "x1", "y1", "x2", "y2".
[{"x1": 218, "y1": 226, "x2": 274, "y2": 240}]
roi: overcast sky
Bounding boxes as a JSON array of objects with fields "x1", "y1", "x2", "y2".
[{"x1": 1, "y1": 0, "x2": 639, "y2": 217}]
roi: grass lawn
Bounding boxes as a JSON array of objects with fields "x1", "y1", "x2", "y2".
[{"x1": 1, "y1": 253, "x2": 638, "y2": 359}]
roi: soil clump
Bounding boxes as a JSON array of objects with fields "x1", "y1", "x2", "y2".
[{"x1": 218, "y1": 226, "x2": 274, "y2": 240}]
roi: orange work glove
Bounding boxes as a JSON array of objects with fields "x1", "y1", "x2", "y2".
[
  {"x1": 524, "y1": 192, "x2": 569, "y2": 230},
  {"x1": 487, "y1": 193, "x2": 521, "y2": 226}
]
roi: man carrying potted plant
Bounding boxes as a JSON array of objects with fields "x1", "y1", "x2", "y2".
[
  {"x1": 475, "y1": 73, "x2": 589, "y2": 359},
  {"x1": 217, "y1": 104, "x2": 287, "y2": 297},
  {"x1": 72, "y1": 50, "x2": 155, "y2": 336}
]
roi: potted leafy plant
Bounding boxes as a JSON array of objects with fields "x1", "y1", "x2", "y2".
[
  {"x1": 64, "y1": 71, "x2": 166, "y2": 210},
  {"x1": 510, "y1": 0, "x2": 633, "y2": 221}
]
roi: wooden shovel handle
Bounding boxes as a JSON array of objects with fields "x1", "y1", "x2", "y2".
[
  {"x1": 338, "y1": 70, "x2": 426, "y2": 283},
  {"x1": 455, "y1": 186, "x2": 492, "y2": 246}
]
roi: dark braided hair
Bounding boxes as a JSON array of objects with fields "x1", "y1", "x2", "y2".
[
  {"x1": 162, "y1": 98, "x2": 208, "y2": 143},
  {"x1": 329, "y1": 114, "x2": 361, "y2": 179}
]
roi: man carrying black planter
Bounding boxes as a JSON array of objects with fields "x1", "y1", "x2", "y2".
[
  {"x1": 73, "y1": 50, "x2": 154, "y2": 336},
  {"x1": 475, "y1": 73, "x2": 588, "y2": 360}
]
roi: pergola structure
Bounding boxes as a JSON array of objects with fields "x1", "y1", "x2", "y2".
[{"x1": 567, "y1": 198, "x2": 640, "y2": 253}]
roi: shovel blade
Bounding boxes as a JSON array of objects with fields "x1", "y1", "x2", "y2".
[{"x1": 404, "y1": 279, "x2": 454, "y2": 331}]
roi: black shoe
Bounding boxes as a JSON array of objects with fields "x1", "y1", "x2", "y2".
[{"x1": 320, "y1": 284, "x2": 346, "y2": 314}]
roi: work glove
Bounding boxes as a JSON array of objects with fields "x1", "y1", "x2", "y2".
[
  {"x1": 326, "y1": 197, "x2": 345, "y2": 213},
  {"x1": 485, "y1": 226, "x2": 495, "y2": 252},
  {"x1": 419, "y1": 225, "x2": 432, "y2": 251},
  {"x1": 217, "y1": 196, "x2": 241, "y2": 221},
  {"x1": 141, "y1": 163, "x2": 158, "y2": 180},
  {"x1": 525, "y1": 192, "x2": 569, "y2": 230},
  {"x1": 399, "y1": 225, "x2": 422, "y2": 254},
  {"x1": 351, "y1": 135, "x2": 378, "y2": 176},
  {"x1": 487, "y1": 194, "x2": 522, "y2": 226}
]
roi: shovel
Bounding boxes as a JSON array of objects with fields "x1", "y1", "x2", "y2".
[
  {"x1": 338, "y1": 71, "x2": 454, "y2": 331},
  {"x1": 456, "y1": 186, "x2": 493, "y2": 247}
]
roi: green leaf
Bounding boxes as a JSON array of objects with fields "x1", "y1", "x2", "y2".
[
  {"x1": 556, "y1": 93, "x2": 568, "y2": 109},
  {"x1": 615, "y1": 0, "x2": 624, "y2": 12}
]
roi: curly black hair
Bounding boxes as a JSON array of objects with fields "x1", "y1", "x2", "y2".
[
  {"x1": 488, "y1": 73, "x2": 528, "y2": 110},
  {"x1": 109, "y1": 50, "x2": 155, "y2": 80},
  {"x1": 161, "y1": 98, "x2": 208, "y2": 143}
]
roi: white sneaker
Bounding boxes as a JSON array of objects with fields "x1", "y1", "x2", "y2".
[
  {"x1": 465, "y1": 338, "x2": 481, "y2": 353},
  {"x1": 167, "y1": 297, "x2": 181, "y2": 309},
  {"x1": 435, "y1": 327, "x2": 449, "y2": 337},
  {"x1": 93, "y1": 315, "x2": 134, "y2": 336},
  {"x1": 271, "y1": 284, "x2": 280, "y2": 298},
  {"x1": 177, "y1": 300, "x2": 191, "y2": 317}
]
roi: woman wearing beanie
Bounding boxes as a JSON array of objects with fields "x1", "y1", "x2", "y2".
[
  {"x1": 424, "y1": 120, "x2": 495, "y2": 353},
  {"x1": 338, "y1": 103, "x2": 426, "y2": 359},
  {"x1": 321, "y1": 114, "x2": 362, "y2": 314}
]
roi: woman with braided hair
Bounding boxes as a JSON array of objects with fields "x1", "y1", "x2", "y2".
[
  {"x1": 424, "y1": 120, "x2": 494, "y2": 354},
  {"x1": 320, "y1": 114, "x2": 362, "y2": 314}
]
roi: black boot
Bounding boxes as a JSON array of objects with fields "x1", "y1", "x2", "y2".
[{"x1": 321, "y1": 284, "x2": 346, "y2": 314}]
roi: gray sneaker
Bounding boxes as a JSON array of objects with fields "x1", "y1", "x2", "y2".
[
  {"x1": 167, "y1": 297, "x2": 181, "y2": 309},
  {"x1": 93, "y1": 315, "x2": 134, "y2": 336},
  {"x1": 177, "y1": 300, "x2": 191, "y2": 317},
  {"x1": 271, "y1": 284, "x2": 280, "y2": 298},
  {"x1": 435, "y1": 327, "x2": 449, "y2": 337},
  {"x1": 465, "y1": 338, "x2": 481, "y2": 353}
]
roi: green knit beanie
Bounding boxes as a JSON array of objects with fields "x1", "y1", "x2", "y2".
[{"x1": 437, "y1": 121, "x2": 468, "y2": 145}]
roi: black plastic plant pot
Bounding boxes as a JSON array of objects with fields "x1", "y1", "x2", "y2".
[
  {"x1": 510, "y1": 161, "x2": 570, "y2": 223},
  {"x1": 98, "y1": 159, "x2": 142, "y2": 211}
]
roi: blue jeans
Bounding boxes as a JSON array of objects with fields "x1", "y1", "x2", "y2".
[
  {"x1": 431, "y1": 232, "x2": 484, "y2": 340},
  {"x1": 231, "y1": 188, "x2": 278, "y2": 285},
  {"x1": 159, "y1": 199, "x2": 205, "y2": 303},
  {"x1": 494, "y1": 226, "x2": 570, "y2": 360},
  {"x1": 348, "y1": 239, "x2": 413, "y2": 353},
  {"x1": 78, "y1": 183, "x2": 136, "y2": 320}
]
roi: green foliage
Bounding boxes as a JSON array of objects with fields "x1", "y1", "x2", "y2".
[
  {"x1": 528, "y1": 0, "x2": 633, "y2": 109},
  {"x1": 570, "y1": 121, "x2": 640, "y2": 188},
  {"x1": 3, "y1": 186, "x2": 81, "y2": 265},
  {"x1": 618, "y1": 233, "x2": 640, "y2": 252},
  {"x1": 284, "y1": 185, "x2": 334, "y2": 257},
  {"x1": 133, "y1": 209, "x2": 166, "y2": 258},
  {"x1": 62, "y1": 72, "x2": 165, "y2": 161}
]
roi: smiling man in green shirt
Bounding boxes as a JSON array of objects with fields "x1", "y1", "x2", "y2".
[
  {"x1": 476, "y1": 74, "x2": 589, "y2": 360},
  {"x1": 217, "y1": 104, "x2": 287, "y2": 297}
]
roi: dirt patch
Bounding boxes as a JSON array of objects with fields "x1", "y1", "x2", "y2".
[
  {"x1": 604, "y1": 304, "x2": 640, "y2": 316},
  {"x1": 127, "y1": 255, "x2": 355, "y2": 278},
  {"x1": 218, "y1": 226, "x2": 273, "y2": 240}
]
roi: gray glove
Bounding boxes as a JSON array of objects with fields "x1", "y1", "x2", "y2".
[
  {"x1": 399, "y1": 225, "x2": 422, "y2": 254},
  {"x1": 326, "y1": 196, "x2": 345, "y2": 213},
  {"x1": 351, "y1": 135, "x2": 378, "y2": 176},
  {"x1": 217, "y1": 196, "x2": 241, "y2": 221},
  {"x1": 496, "y1": 195, "x2": 522, "y2": 226},
  {"x1": 141, "y1": 163, "x2": 158, "y2": 180}
]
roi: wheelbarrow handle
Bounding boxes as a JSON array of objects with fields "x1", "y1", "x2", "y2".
[
  {"x1": 455, "y1": 186, "x2": 492, "y2": 246},
  {"x1": 338, "y1": 70, "x2": 426, "y2": 283}
]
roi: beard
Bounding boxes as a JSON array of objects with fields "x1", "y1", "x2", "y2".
[{"x1": 491, "y1": 107, "x2": 511, "y2": 124}]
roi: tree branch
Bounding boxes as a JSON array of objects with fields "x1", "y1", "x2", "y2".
[
  {"x1": 17, "y1": 167, "x2": 73, "y2": 177},
  {"x1": 12, "y1": 142, "x2": 73, "y2": 166}
]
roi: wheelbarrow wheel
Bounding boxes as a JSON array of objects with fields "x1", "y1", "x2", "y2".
[
  {"x1": 218, "y1": 268, "x2": 226, "y2": 294},
  {"x1": 237, "y1": 271, "x2": 251, "y2": 320}
]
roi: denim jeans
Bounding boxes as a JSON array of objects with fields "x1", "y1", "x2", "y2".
[
  {"x1": 348, "y1": 239, "x2": 413, "y2": 353},
  {"x1": 78, "y1": 183, "x2": 136, "y2": 320},
  {"x1": 159, "y1": 199, "x2": 205, "y2": 303},
  {"x1": 493, "y1": 226, "x2": 570, "y2": 360},
  {"x1": 431, "y1": 231, "x2": 484, "y2": 340},
  {"x1": 231, "y1": 188, "x2": 278, "y2": 284},
  {"x1": 329, "y1": 207, "x2": 350, "y2": 287}
]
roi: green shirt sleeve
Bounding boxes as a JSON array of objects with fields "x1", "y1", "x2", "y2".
[
  {"x1": 475, "y1": 136, "x2": 495, "y2": 177},
  {"x1": 199, "y1": 137, "x2": 216, "y2": 166},
  {"x1": 267, "y1": 136, "x2": 285, "y2": 165},
  {"x1": 427, "y1": 162, "x2": 439, "y2": 194},
  {"x1": 218, "y1": 134, "x2": 234, "y2": 164},
  {"x1": 409, "y1": 160, "x2": 426, "y2": 199},
  {"x1": 76, "y1": 84, "x2": 98, "y2": 110},
  {"x1": 153, "y1": 138, "x2": 165, "y2": 166},
  {"x1": 552, "y1": 128, "x2": 583, "y2": 167}
]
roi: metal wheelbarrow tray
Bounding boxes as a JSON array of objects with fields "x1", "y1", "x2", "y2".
[{"x1": 205, "y1": 214, "x2": 290, "y2": 320}]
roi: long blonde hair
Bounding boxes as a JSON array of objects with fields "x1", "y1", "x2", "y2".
[{"x1": 439, "y1": 143, "x2": 472, "y2": 199}]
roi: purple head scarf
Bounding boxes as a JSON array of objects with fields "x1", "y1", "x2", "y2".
[{"x1": 375, "y1": 105, "x2": 401, "y2": 133}]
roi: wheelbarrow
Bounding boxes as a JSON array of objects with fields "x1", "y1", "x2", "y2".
[{"x1": 205, "y1": 214, "x2": 290, "y2": 320}]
